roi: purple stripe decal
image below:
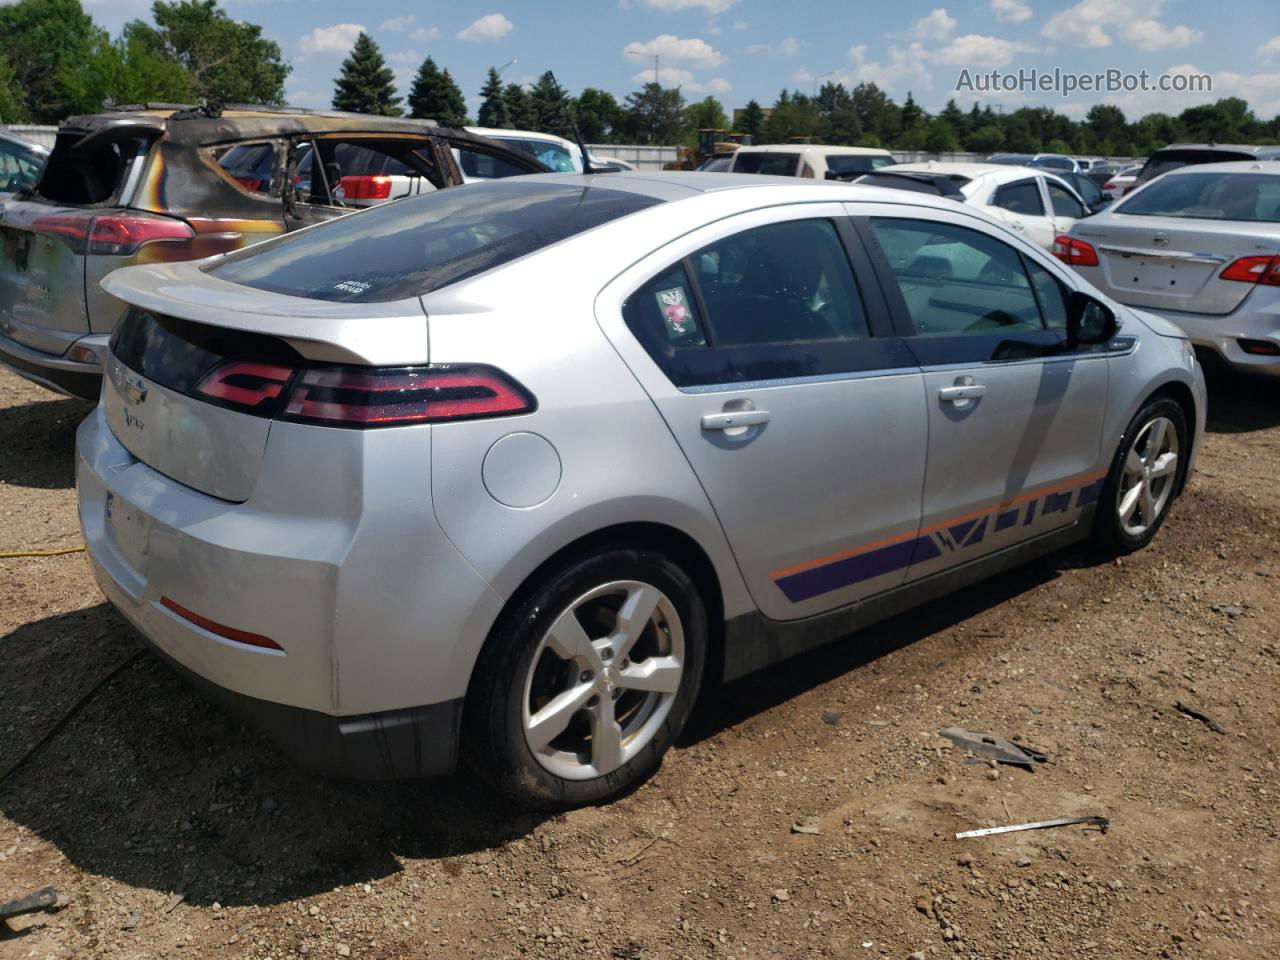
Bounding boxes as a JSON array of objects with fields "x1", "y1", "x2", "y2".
[
  {"x1": 772, "y1": 474, "x2": 1103, "y2": 603},
  {"x1": 775, "y1": 537, "x2": 921, "y2": 603}
]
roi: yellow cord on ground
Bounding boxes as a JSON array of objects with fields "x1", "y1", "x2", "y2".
[{"x1": 0, "y1": 545, "x2": 86, "y2": 558}]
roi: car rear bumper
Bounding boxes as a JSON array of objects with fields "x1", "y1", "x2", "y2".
[
  {"x1": 1115, "y1": 296, "x2": 1280, "y2": 377},
  {"x1": 0, "y1": 330, "x2": 106, "y2": 399},
  {"x1": 76, "y1": 403, "x2": 503, "y2": 778}
]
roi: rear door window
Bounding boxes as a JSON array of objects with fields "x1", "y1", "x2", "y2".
[
  {"x1": 216, "y1": 142, "x2": 278, "y2": 196},
  {"x1": 455, "y1": 145, "x2": 535, "y2": 180},
  {"x1": 622, "y1": 218, "x2": 906, "y2": 387},
  {"x1": 37, "y1": 128, "x2": 154, "y2": 206},
  {"x1": 211, "y1": 179, "x2": 662, "y2": 302},
  {"x1": 1047, "y1": 181, "x2": 1086, "y2": 218},
  {"x1": 992, "y1": 179, "x2": 1044, "y2": 216},
  {"x1": 825, "y1": 154, "x2": 894, "y2": 175}
]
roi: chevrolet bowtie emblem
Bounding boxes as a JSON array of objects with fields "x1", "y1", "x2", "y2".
[{"x1": 123, "y1": 376, "x2": 148, "y2": 405}]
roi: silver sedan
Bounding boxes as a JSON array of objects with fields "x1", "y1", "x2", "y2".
[
  {"x1": 76, "y1": 173, "x2": 1206, "y2": 807},
  {"x1": 1062, "y1": 160, "x2": 1280, "y2": 375}
]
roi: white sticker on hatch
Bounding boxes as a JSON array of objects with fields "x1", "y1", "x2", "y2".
[{"x1": 334, "y1": 279, "x2": 372, "y2": 295}]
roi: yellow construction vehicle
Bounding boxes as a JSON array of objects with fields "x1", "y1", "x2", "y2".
[{"x1": 664, "y1": 129, "x2": 754, "y2": 170}]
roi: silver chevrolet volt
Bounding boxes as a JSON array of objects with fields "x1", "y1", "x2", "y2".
[{"x1": 76, "y1": 173, "x2": 1206, "y2": 807}]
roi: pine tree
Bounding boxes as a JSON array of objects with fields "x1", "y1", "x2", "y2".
[
  {"x1": 529, "y1": 71, "x2": 571, "y2": 136},
  {"x1": 331, "y1": 32, "x2": 401, "y2": 116},
  {"x1": 504, "y1": 81, "x2": 534, "y2": 129},
  {"x1": 407, "y1": 56, "x2": 466, "y2": 126},
  {"x1": 477, "y1": 67, "x2": 510, "y2": 127},
  {"x1": 738, "y1": 99, "x2": 764, "y2": 139}
]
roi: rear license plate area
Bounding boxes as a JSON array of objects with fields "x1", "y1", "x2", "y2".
[{"x1": 105, "y1": 491, "x2": 149, "y2": 574}]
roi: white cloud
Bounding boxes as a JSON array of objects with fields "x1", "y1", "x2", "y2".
[
  {"x1": 386, "y1": 50, "x2": 420, "y2": 65},
  {"x1": 933, "y1": 33, "x2": 1035, "y2": 67},
  {"x1": 285, "y1": 88, "x2": 329, "y2": 109},
  {"x1": 410, "y1": 26, "x2": 441, "y2": 42},
  {"x1": 732, "y1": 19, "x2": 749, "y2": 30},
  {"x1": 843, "y1": 41, "x2": 934, "y2": 90},
  {"x1": 457, "y1": 13, "x2": 513, "y2": 44},
  {"x1": 379, "y1": 14, "x2": 414, "y2": 32},
  {"x1": 1119, "y1": 19, "x2": 1203, "y2": 50},
  {"x1": 642, "y1": 0, "x2": 738, "y2": 12},
  {"x1": 745, "y1": 36, "x2": 800, "y2": 56},
  {"x1": 1260, "y1": 36, "x2": 1280, "y2": 61},
  {"x1": 631, "y1": 67, "x2": 731, "y2": 94},
  {"x1": 622, "y1": 34, "x2": 726, "y2": 69},
  {"x1": 913, "y1": 8, "x2": 957, "y2": 41},
  {"x1": 990, "y1": 0, "x2": 1032, "y2": 23},
  {"x1": 1042, "y1": 0, "x2": 1200, "y2": 51},
  {"x1": 298, "y1": 23, "x2": 364, "y2": 56}
]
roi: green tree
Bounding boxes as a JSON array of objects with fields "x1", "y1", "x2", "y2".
[
  {"x1": 762, "y1": 89, "x2": 820, "y2": 143},
  {"x1": 128, "y1": 0, "x2": 289, "y2": 105},
  {"x1": 900, "y1": 91, "x2": 925, "y2": 133},
  {"x1": 529, "y1": 71, "x2": 572, "y2": 136},
  {"x1": 575, "y1": 87, "x2": 622, "y2": 142},
  {"x1": 922, "y1": 117, "x2": 960, "y2": 154},
  {"x1": 504, "y1": 82, "x2": 535, "y2": 129},
  {"x1": 1179, "y1": 97, "x2": 1255, "y2": 143},
  {"x1": 967, "y1": 124, "x2": 1005, "y2": 154},
  {"x1": 0, "y1": 0, "x2": 97, "y2": 122},
  {"x1": 331, "y1": 32, "x2": 401, "y2": 116},
  {"x1": 684, "y1": 95, "x2": 727, "y2": 140},
  {"x1": 851, "y1": 82, "x2": 900, "y2": 144},
  {"x1": 738, "y1": 99, "x2": 765, "y2": 139},
  {"x1": 0, "y1": 56, "x2": 28, "y2": 122},
  {"x1": 1084, "y1": 104, "x2": 1127, "y2": 151},
  {"x1": 477, "y1": 67, "x2": 510, "y2": 128},
  {"x1": 622, "y1": 82, "x2": 685, "y2": 144},
  {"x1": 61, "y1": 28, "x2": 193, "y2": 114},
  {"x1": 815, "y1": 83, "x2": 861, "y2": 145},
  {"x1": 407, "y1": 56, "x2": 466, "y2": 126}
]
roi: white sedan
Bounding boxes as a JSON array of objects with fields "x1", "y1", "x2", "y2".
[{"x1": 872, "y1": 162, "x2": 1093, "y2": 251}]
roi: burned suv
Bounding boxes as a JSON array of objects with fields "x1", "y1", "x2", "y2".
[{"x1": 0, "y1": 104, "x2": 546, "y2": 400}]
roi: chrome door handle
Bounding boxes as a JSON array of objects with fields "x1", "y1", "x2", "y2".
[
  {"x1": 939, "y1": 384, "x2": 986, "y2": 402},
  {"x1": 702, "y1": 410, "x2": 771, "y2": 431}
]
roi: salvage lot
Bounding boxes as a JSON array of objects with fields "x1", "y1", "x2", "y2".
[{"x1": 0, "y1": 364, "x2": 1276, "y2": 959}]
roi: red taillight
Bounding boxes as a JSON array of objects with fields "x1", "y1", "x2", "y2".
[
  {"x1": 1239, "y1": 338, "x2": 1280, "y2": 356},
  {"x1": 89, "y1": 215, "x2": 194, "y2": 255},
  {"x1": 161, "y1": 596, "x2": 282, "y2": 651},
  {"x1": 195, "y1": 360, "x2": 296, "y2": 411},
  {"x1": 1102, "y1": 181, "x2": 1117, "y2": 191},
  {"x1": 234, "y1": 176, "x2": 264, "y2": 191},
  {"x1": 339, "y1": 175, "x2": 394, "y2": 201},
  {"x1": 32, "y1": 212, "x2": 194, "y2": 255},
  {"x1": 1052, "y1": 234, "x2": 1099, "y2": 267},
  {"x1": 1219, "y1": 255, "x2": 1280, "y2": 287},
  {"x1": 32, "y1": 213, "x2": 92, "y2": 251},
  {"x1": 281, "y1": 365, "x2": 535, "y2": 428}
]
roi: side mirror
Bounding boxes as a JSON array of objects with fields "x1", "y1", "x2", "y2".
[{"x1": 1066, "y1": 291, "x2": 1119, "y2": 347}]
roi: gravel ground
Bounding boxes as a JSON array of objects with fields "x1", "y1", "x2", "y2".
[{"x1": 0, "y1": 364, "x2": 1276, "y2": 960}]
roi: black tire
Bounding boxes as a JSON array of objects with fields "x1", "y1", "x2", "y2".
[
  {"x1": 464, "y1": 546, "x2": 707, "y2": 809},
  {"x1": 1093, "y1": 395, "x2": 1188, "y2": 553}
]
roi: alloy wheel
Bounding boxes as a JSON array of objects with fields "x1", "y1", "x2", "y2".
[
  {"x1": 1117, "y1": 415, "x2": 1179, "y2": 537},
  {"x1": 521, "y1": 580, "x2": 684, "y2": 781}
]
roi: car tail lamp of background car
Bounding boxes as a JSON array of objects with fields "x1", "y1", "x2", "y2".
[
  {"x1": 1052, "y1": 235, "x2": 1099, "y2": 267},
  {"x1": 194, "y1": 362, "x2": 535, "y2": 428},
  {"x1": 339, "y1": 175, "x2": 394, "y2": 201},
  {"x1": 32, "y1": 212, "x2": 194, "y2": 256},
  {"x1": 1220, "y1": 255, "x2": 1280, "y2": 287}
]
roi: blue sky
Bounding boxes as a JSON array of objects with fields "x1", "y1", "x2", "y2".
[{"x1": 86, "y1": 0, "x2": 1280, "y2": 121}]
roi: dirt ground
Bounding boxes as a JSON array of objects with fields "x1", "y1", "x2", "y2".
[{"x1": 0, "y1": 363, "x2": 1276, "y2": 960}]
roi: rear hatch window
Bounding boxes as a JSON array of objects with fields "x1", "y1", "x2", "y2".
[
  {"x1": 1140, "y1": 149, "x2": 1253, "y2": 182},
  {"x1": 1116, "y1": 172, "x2": 1280, "y2": 223},
  {"x1": 206, "y1": 179, "x2": 661, "y2": 303},
  {"x1": 826, "y1": 154, "x2": 893, "y2": 175},
  {"x1": 37, "y1": 127, "x2": 155, "y2": 206}
]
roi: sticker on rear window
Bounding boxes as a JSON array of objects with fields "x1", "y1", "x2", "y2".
[
  {"x1": 334, "y1": 279, "x2": 372, "y2": 295},
  {"x1": 656, "y1": 286, "x2": 698, "y2": 341}
]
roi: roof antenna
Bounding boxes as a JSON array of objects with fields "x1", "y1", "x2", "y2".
[{"x1": 548, "y1": 71, "x2": 599, "y2": 175}]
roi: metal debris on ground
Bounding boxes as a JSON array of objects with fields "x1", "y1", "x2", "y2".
[
  {"x1": 0, "y1": 886, "x2": 57, "y2": 930},
  {"x1": 1174, "y1": 701, "x2": 1227, "y2": 735},
  {"x1": 955, "y1": 816, "x2": 1110, "y2": 839},
  {"x1": 939, "y1": 726, "x2": 1048, "y2": 770}
]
